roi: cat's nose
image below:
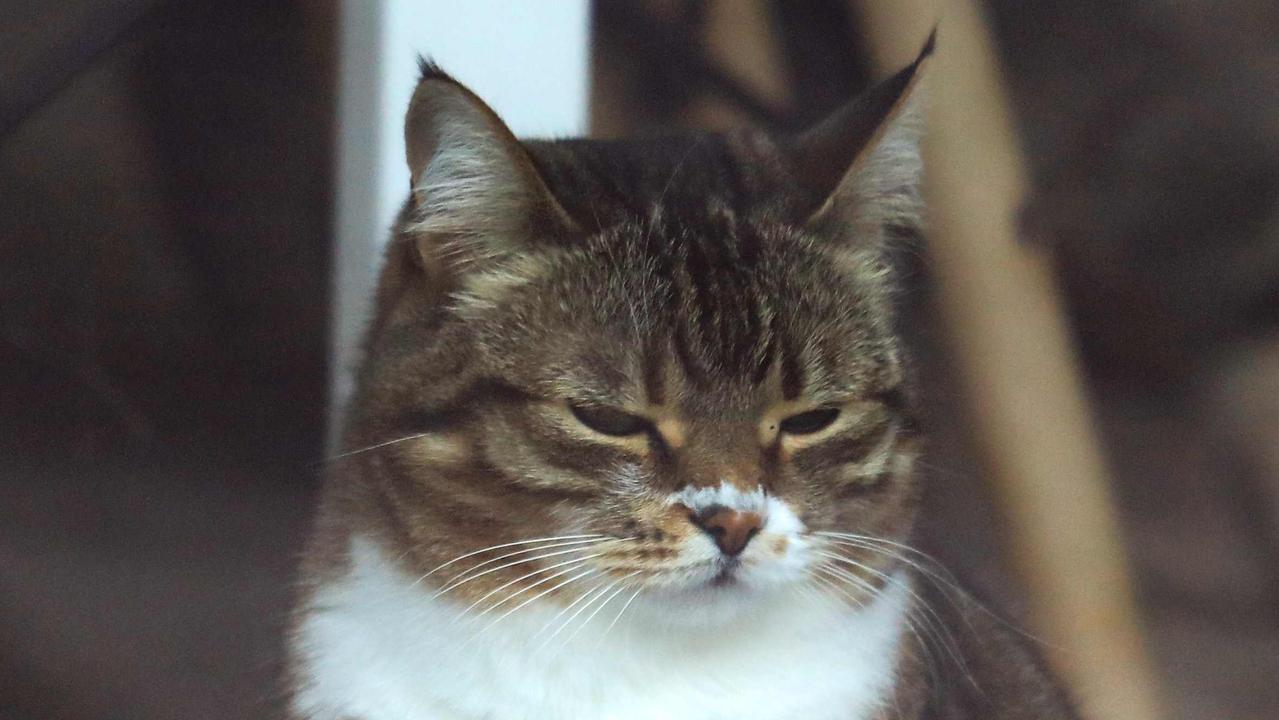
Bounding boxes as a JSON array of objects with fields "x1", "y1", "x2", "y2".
[{"x1": 689, "y1": 505, "x2": 763, "y2": 556}]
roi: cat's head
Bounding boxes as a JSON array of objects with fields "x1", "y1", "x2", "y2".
[{"x1": 342, "y1": 41, "x2": 931, "y2": 627}]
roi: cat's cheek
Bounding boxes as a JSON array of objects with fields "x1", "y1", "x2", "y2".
[
  {"x1": 402, "y1": 432, "x2": 470, "y2": 467},
  {"x1": 748, "y1": 497, "x2": 813, "y2": 578},
  {"x1": 832, "y1": 466, "x2": 894, "y2": 498}
]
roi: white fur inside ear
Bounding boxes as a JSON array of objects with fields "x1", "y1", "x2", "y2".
[
  {"x1": 408, "y1": 114, "x2": 529, "y2": 263},
  {"x1": 845, "y1": 89, "x2": 925, "y2": 233}
]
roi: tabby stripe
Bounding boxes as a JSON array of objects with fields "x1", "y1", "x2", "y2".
[
  {"x1": 392, "y1": 378, "x2": 534, "y2": 434},
  {"x1": 779, "y1": 333, "x2": 804, "y2": 400},
  {"x1": 791, "y1": 421, "x2": 896, "y2": 473},
  {"x1": 499, "y1": 410, "x2": 630, "y2": 490},
  {"x1": 641, "y1": 336, "x2": 667, "y2": 406}
]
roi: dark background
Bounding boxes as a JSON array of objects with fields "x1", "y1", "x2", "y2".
[
  {"x1": 2, "y1": 3, "x2": 332, "y2": 718},
  {"x1": 2, "y1": 2, "x2": 1277, "y2": 719}
]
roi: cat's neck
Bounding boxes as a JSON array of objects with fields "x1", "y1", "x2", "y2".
[{"x1": 291, "y1": 535, "x2": 913, "y2": 720}]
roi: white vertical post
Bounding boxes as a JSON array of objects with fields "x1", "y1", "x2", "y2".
[{"x1": 330, "y1": 0, "x2": 591, "y2": 447}]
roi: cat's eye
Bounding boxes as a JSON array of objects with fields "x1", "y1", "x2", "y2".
[
  {"x1": 778, "y1": 407, "x2": 841, "y2": 435},
  {"x1": 568, "y1": 403, "x2": 651, "y2": 437}
]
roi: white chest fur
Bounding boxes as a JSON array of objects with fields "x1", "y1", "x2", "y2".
[{"x1": 291, "y1": 536, "x2": 908, "y2": 720}]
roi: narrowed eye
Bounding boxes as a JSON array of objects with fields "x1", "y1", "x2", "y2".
[
  {"x1": 568, "y1": 403, "x2": 650, "y2": 437},
  {"x1": 778, "y1": 407, "x2": 841, "y2": 435}
]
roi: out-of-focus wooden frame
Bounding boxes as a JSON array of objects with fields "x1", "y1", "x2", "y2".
[{"x1": 853, "y1": 2, "x2": 1163, "y2": 718}]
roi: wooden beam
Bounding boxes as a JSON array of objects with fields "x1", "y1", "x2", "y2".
[{"x1": 851, "y1": 2, "x2": 1164, "y2": 719}]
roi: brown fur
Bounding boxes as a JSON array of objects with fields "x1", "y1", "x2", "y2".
[{"x1": 288, "y1": 39, "x2": 1079, "y2": 719}]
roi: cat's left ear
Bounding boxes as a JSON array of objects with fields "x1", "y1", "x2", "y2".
[
  {"x1": 403, "y1": 60, "x2": 577, "y2": 270},
  {"x1": 787, "y1": 32, "x2": 933, "y2": 240}
]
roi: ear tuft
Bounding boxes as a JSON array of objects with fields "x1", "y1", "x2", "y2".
[
  {"x1": 919, "y1": 26, "x2": 937, "y2": 61},
  {"x1": 415, "y1": 55, "x2": 453, "y2": 84}
]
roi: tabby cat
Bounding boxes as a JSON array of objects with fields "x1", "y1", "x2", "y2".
[{"x1": 287, "y1": 37, "x2": 1079, "y2": 720}]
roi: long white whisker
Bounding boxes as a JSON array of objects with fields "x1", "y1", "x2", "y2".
[
  {"x1": 465, "y1": 562, "x2": 593, "y2": 622},
  {"x1": 434, "y1": 547, "x2": 605, "y2": 598},
  {"x1": 818, "y1": 549, "x2": 951, "y2": 629},
  {"x1": 410, "y1": 534, "x2": 605, "y2": 587},
  {"x1": 811, "y1": 569, "x2": 868, "y2": 610},
  {"x1": 440, "y1": 537, "x2": 611, "y2": 586},
  {"x1": 560, "y1": 580, "x2": 623, "y2": 648},
  {"x1": 817, "y1": 551, "x2": 948, "y2": 633},
  {"x1": 817, "y1": 532, "x2": 1047, "y2": 648},
  {"x1": 815, "y1": 563, "x2": 878, "y2": 595},
  {"x1": 538, "y1": 581, "x2": 613, "y2": 652},
  {"x1": 326, "y1": 433, "x2": 430, "y2": 462},
  {"x1": 598, "y1": 586, "x2": 642, "y2": 646},
  {"x1": 816, "y1": 532, "x2": 961, "y2": 588},
  {"x1": 900, "y1": 609, "x2": 943, "y2": 691},
  {"x1": 817, "y1": 550, "x2": 973, "y2": 687},
  {"x1": 816, "y1": 532, "x2": 980, "y2": 612},
  {"x1": 817, "y1": 558, "x2": 964, "y2": 674},
  {"x1": 812, "y1": 564, "x2": 945, "y2": 688},
  {"x1": 534, "y1": 580, "x2": 603, "y2": 642},
  {"x1": 456, "y1": 555, "x2": 601, "y2": 616},
  {"x1": 818, "y1": 537, "x2": 965, "y2": 604},
  {"x1": 793, "y1": 582, "x2": 822, "y2": 604},
  {"x1": 566, "y1": 573, "x2": 638, "y2": 645},
  {"x1": 481, "y1": 568, "x2": 598, "y2": 632}
]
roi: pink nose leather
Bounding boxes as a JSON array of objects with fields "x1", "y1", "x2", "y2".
[{"x1": 690, "y1": 505, "x2": 763, "y2": 556}]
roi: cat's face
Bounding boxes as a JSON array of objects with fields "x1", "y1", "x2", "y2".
[{"x1": 340, "y1": 55, "x2": 928, "y2": 626}]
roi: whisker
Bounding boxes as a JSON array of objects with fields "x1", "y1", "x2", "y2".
[
  {"x1": 817, "y1": 535, "x2": 966, "y2": 604},
  {"x1": 559, "y1": 580, "x2": 623, "y2": 649},
  {"x1": 812, "y1": 563, "x2": 944, "y2": 691},
  {"x1": 818, "y1": 533, "x2": 977, "y2": 612},
  {"x1": 900, "y1": 608, "x2": 944, "y2": 691},
  {"x1": 480, "y1": 568, "x2": 598, "y2": 632},
  {"x1": 455, "y1": 555, "x2": 600, "y2": 616},
  {"x1": 653, "y1": 134, "x2": 708, "y2": 209},
  {"x1": 440, "y1": 537, "x2": 613, "y2": 587},
  {"x1": 817, "y1": 556, "x2": 958, "y2": 669},
  {"x1": 534, "y1": 580, "x2": 605, "y2": 642},
  {"x1": 815, "y1": 563, "x2": 879, "y2": 596},
  {"x1": 816, "y1": 531, "x2": 949, "y2": 567},
  {"x1": 810, "y1": 569, "x2": 869, "y2": 611},
  {"x1": 817, "y1": 552, "x2": 950, "y2": 635},
  {"x1": 793, "y1": 581, "x2": 826, "y2": 606},
  {"x1": 410, "y1": 534, "x2": 606, "y2": 587},
  {"x1": 538, "y1": 581, "x2": 614, "y2": 652},
  {"x1": 325, "y1": 433, "x2": 431, "y2": 463},
  {"x1": 566, "y1": 573, "x2": 638, "y2": 646},
  {"x1": 434, "y1": 547, "x2": 605, "y2": 598},
  {"x1": 815, "y1": 531, "x2": 953, "y2": 570},
  {"x1": 816, "y1": 532, "x2": 1046, "y2": 647},
  {"x1": 817, "y1": 549, "x2": 974, "y2": 688},
  {"x1": 598, "y1": 586, "x2": 642, "y2": 646}
]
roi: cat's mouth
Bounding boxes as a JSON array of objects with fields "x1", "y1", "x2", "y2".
[{"x1": 708, "y1": 558, "x2": 742, "y2": 587}]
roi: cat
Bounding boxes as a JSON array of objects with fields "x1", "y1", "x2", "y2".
[{"x1": 286, "y1": 35, "x2": 1079, "y2": 720}]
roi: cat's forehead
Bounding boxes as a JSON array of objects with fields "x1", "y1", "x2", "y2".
[
  {"x1": 525, "y1": 131, "x2": 804, "y2": 231},
  {"x1": 499, "y1": 219, "x2": 894, "y2": 408},
  {"x1": 461, "y1": 133, "x2": 900, "y2": 402}
]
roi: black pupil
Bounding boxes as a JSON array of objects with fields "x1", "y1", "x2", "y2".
[
  {"x1": 569, "y1": 404, "x2": 649, "y2": 436},
  {"x1": 779, "y1": 408, "x2": 840, "y2": 435}
]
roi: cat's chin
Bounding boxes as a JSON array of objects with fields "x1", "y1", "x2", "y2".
[{"x1": 625, "y1": 573, "x2": 805, "y2": 630}]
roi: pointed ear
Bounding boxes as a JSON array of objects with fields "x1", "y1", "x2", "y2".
[
  {"x1": 787, "y1": 32, "x2": 933, "y2": 240},
  {"x1": 404, "y1": 60, "x2": 576, "y2": 269}
]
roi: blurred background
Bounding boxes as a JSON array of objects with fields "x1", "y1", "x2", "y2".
[{"x1": 2, "y1": 2, "x2": 1277, "y2": 719}]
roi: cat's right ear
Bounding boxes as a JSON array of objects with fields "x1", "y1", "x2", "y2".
[
  {"x1": 402, "y1": 60, "x2": 576, "y2": 273},
  {"x1": 786, "y1": 33, "x2": 933, "y2": 244}
]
